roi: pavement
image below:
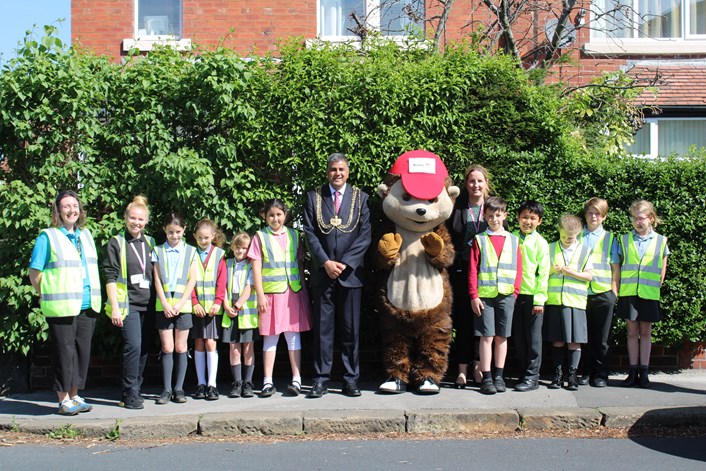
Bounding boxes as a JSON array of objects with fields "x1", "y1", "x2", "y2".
[{"x1": 1, "y1": 371, "x2": 705, "y2": 440}]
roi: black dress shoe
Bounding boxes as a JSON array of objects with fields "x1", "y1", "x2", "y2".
[
  {"x1": 578, "y1": 374, "x2": 590, "y2": 386},
  {"x1": 285, "y1": 381, "x2": 301, "y2": 396},
  {"x1": 590, "y1": 376, "x2": 608, "y2": 388},
  {"x1": 342, "y1": 382, "x2": 362, "y2": 397},
  {"x1": 260, "y1": 384, "x2": 276, "y2": 398},
  {"x1": 306, "y1": 381, "x2": 328, "y2": 398},
  {"x1": 514, "y1": 378, "x2": 539, "y2": 392}
]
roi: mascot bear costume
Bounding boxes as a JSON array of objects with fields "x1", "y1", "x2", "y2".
[{"x1": 377, "y1": 150, "x2": 460, "y2": 394}]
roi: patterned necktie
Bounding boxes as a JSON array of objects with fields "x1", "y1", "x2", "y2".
[{"x1": 334, "y1": 190, "x2": 341, "y2": 214}]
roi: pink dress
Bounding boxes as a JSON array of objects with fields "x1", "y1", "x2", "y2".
[{"x1": 247, "y1": 228, "x2": 312, "y2": 336}]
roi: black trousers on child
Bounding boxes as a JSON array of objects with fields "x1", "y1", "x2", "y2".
[
  {"x1": 583, "y1": 291, "x2": 616, "y2": 380},
  {"x1": 512, "y1": 294, "x2": 544, "y2": 380}
]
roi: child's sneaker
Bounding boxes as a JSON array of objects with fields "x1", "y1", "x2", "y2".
[
  {"x1": 71, "y1": 395, "x2": 93, "y2": 413},
  {"x1": 57, "y1": 399, "x2": 81, "y2": 416}
]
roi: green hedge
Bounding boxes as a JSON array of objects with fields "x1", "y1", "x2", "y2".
[{"x1": 0, "y1": 28, "x2": 703, "y2": 358}]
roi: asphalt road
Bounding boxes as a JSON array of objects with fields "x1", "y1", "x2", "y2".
[{"x1": 1, "y1": 437, "x2": 705, "y2": 470}]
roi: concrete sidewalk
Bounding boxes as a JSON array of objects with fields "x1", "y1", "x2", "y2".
[{"x1": 1, "y1": 371, "x2": 705, "y2": 439}]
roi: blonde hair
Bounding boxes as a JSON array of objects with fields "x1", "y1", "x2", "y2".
[
  {"x1": 230, "y1": 232, "x2": 251, "y2": 252},
  {"x1": 51, "y1": 190, "x2": 86, "y2": 229},
  {"x1": 583, "y1": 197, "x2": 609, "y2": 218},
  {"x1": 557, "y1": 213, "x2": 582, "y2": 236},
  {"x1": 124, "y1": 195, "x2": 149, "y2": 221},
  {"x1": 194, "y1": 218, "x2": 226, "y2": 248},
  {"x1": 630, "y1": 199, "x2": 662, "y2": 227},
  {"x1": 464, "y1": 164, "x2": 492, "y2": 197}
]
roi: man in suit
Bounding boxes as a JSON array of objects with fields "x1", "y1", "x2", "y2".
[{"x1": 302, "y1": 153, "x2": 371, "y2": 398}]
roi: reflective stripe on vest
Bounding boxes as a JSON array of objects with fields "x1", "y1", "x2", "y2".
[
  {"x1": 223, "y1": 259, "x2": 259, "y2": 330},
  {"x1": 104, "y1": 233, "x2": 155, "y2": 320},
  {"x1": 476, "y1": 232, "x2": 519, "y2": 298},
  {"x1": 39, "y1": 227, "x2": 101, "y2": 317},
  {"x1": 258, "y1": 227, "x2": 302, "y2": 294},
  {"x1": 580, "y1": 230, "x2": 613, "y2": 294},
  {"x1": 195, "y1": 246, "x2": 225, "y2": 314},
  {"x1": 619, "y1": 233, "x2": 665, "y2": 301},
  {"x1": 156, "y1": 243, "x2": 195, "y2": 313},
  {"x1": 547, "y1": 242, "x2": 591, "y2": 310}
]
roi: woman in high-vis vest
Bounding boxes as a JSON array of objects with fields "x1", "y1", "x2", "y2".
[
  {"x1": 248, "y1": 199, "x2": 311, "y2": 398},
  {"x1": 616, "y1": 200, "x2": 669, "y2": 389},
  {"x1": 153, "y1": 213, "x2": 198, "y2": 405},
  {"x1": 29, "y1": 190, "x2": 101, "y2": 416},
  {"x1": 222, "y1": 232, "x2": 259, "y2": 399},
  {"x1": 103, "y1": 195, "x2": 157, "y2": 410}
]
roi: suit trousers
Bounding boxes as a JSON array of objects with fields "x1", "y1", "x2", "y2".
[
  {"x1": 512, "y1": 294, "x2": 543, "y2": 379},
  {"x1": 47, "y1": 310, "x2": 96, "y2": 393},
  {"x1": 311, "y1": 280, "x2": 361, "y2": 384},
  {"x1": 584, "y1": 290, "x2": 616, "y2": 379}
]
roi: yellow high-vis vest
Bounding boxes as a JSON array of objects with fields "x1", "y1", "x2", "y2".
[
  {"x1": 475, "y1": 232, "x2": 519, "y2": 298},
  {"x1": 39, "y1": 227, "x2": 101, "y2": 317},
  {"x1": 156, "y1": 242, "x2": 196, "y2": 313},
  {"x1": 579, "y1": 230, "x2": 614, "y2": 295},
  {"x1": 547, "y1": 242, "x2": 591, "y2": 310},
  {"x1": 618, "y1": 232, "x2": 666, "y2": 301},
  {"x1": 195, "y1": 246, "x2": 225, "y2": 314},
  {"x1": 257, "y1": 227, "x2": 302, "y2": 294},
  {"x1": 223, "y1": 259, "x2": 259, "y2": 329}
]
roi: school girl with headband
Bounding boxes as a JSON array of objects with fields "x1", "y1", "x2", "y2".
[
  {"x1": 616, "y1": 200, "x2": 669, "y2": 388},
  {"x1": 153, "y1": 213, "x2": 199, "y2": 404},
  {"x1": 191, "y1": 218, "x2": 227, "y2": 401},
  {"x1": 248, "y1": 199, "x2": 312, "y2": 398},
  {"x1": 103, "y1": 195, "x2": 157, "y2": 410},
  {"x1": 29, "y1": 190, "x2": 102, "y2": 415},
  {"x1": 222, "y1": 232, "x2": 259, "y2": 398}
]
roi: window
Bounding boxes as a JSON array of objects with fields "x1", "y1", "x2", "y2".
[
  {"x1": 318, "y1": 0, "x2": 425, "y2": 38},
  {"x1": 135, "y1": 0, "x2": 182, "y2": 39},
  {"x1": 592, "y1": 0, "x2": 705, "y2": 40},
  {"x1": 626, "y1": 117, "x2": 706, "y2": 157}
]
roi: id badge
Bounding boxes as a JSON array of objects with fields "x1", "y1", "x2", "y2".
[
  {"x1": 130, "y1": 274, "x2": 144, "y2": 285},
  {"x1": 139, "y1": 279, "x2": 150, "y2": 289}
]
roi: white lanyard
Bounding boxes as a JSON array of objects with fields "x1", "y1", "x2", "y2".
[{"x1": 129, "y1": 239, "x2": 147, "y2": 275}]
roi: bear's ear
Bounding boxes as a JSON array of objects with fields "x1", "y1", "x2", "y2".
[
  {"x1": 448, "y1": 185, "x2": 460, "y2": 199},
  {"x1": 377, "y1": 183, "x2": 389, "y2": 198}
]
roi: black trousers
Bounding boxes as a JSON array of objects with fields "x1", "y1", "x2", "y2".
[
  {"x1": 450, "y1": 266, "x2": 479, "y2": 365},
  {"x1": 120, "y1": 308, "x2": 154, "y2": 396},
  {"x1": 512, "y1": 294, "x2": 544, "y2": 379},
  {"x1": 311, "y1": 281, "x2": 361, "y2": 384},
  {"x1": 48, "y1": 310, "x2": 96, "y2": 393},
  {"x1": 584, "y1": 291, "x2": 616, "y2": 379}
]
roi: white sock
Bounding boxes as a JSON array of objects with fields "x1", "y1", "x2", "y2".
[
  {"x1": 195, "y1": 350, "x2": 206, "y2": 386},
  {"x1": 292, "y1": 376, "x2": 301, "y2": 386},
  {"x1": 263, "y1": 376, "x2": 273, "y2": 387},
  {"x1": 207, "y1": 350, "x2": 218, "y2": 387}
]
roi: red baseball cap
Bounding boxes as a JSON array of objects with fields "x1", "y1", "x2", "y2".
[{"x1": 389, "y1": 150, "x2": 448, "y2": 200}]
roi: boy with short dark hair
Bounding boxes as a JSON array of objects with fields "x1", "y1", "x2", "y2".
[
  {"x1": 469, "y1": 197, "x2": 523, "y2": 395},
  {"x1": 512, "y1": 201, "x2": 550, "y2": 392}
]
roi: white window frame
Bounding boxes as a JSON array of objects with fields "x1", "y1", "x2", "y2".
[
  {"x1": 316, "y1": 0, "x2": 425, "y2": 42},
  {"x1": 586, "y1": 0, "x2": 706, "y2": 55},
  {"x1": 124, "y1": 0, "x2": 190, "y2": 52},
  {"x1": 628, "y1": 117, "x2": 706, "y2": 158}
]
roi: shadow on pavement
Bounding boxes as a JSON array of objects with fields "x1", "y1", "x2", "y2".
[{"x1": 628, "y1": 406, "x2": 706, "y2": 463}]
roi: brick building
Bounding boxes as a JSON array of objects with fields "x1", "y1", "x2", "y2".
[{"x1": 71, "y1": 0, "x2": 706, "y2": 156}]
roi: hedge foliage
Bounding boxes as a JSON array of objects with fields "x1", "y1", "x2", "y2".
[{"x1": 0, "y1": 27, "x2": 704, "y2": 357}]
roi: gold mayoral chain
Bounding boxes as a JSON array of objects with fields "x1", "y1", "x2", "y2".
[{"x1": 315, "y1": 186, "x2": 362, "y2": 234}]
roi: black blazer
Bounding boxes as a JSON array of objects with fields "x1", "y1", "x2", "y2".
[{"x1": 302, "y1": 184, "x2": 371, "y2": 288}]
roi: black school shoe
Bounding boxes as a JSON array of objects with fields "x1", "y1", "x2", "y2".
[
  {"x1": 241, "y1": 381, "x2": 255, "y2": 398},
  {"x1": 260, "y1": 383, "x2": 276, "y2": 398},
  {"x1": 206, "y1": 385, "x2": 219, "y2": 400},
  {"x1": 155, "y1": 390, "x2": 172, "y2": 405},
  {"x1": 172, "y1": 389, "x2": 187, "y2": 403},
  {"x1": 193, "y1": 384, "x2": 206, "y2": 399},
  {"x1": 229, "y1": 381, "x2": 243, "y2": 398},
  {"x1": 120, "y1": 394, "x2": 144, "y2": 410}
]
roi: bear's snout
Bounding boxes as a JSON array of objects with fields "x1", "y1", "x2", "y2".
[{"x1": 416, "y1": 208, "x2": 426, "y2": 216}]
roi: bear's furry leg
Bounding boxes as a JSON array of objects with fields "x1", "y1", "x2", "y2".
[
  {"x1": 409, "y1": 314, "x2": 453, "y2": 385},
  {"x1": 381, "y1": 318, "x2": 413, "y2": 384}
]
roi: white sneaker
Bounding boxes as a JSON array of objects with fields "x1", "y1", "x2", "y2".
[
  {"x1": 71, "y1": 395, "x2": 93, "y2": 413},
  {"x1": 417, "y1": 378, "x2": 440, "y2": 394}
]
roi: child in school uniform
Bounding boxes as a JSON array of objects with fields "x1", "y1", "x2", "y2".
[
  {"x1": 616, "y1": 200, "x2": 669, "y2": 389},
  {"x1": 545, "y1": 214, "x2": 593, "y2": 390},
  {"x1": 512, "y1": 201, "x2": 550, "y2": 392},
  {"x1": 222, "y1": 232, "x2": 259, "y2": 398},
  {"x1": 248, "y1": 198, "x2": 311, "y2": 398},
  {"x1": 191, "y1": 219, "x2": 227, "y2": 401},
  {"x1": 153, "y1": 213, "x2": 198, "y2": 405},
  {"x1": 579, "y1": 197, "x2": 620, "y2": 388},
  {"x1": 469, "y1": 196, "x2": 523, "y2": 395}
]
